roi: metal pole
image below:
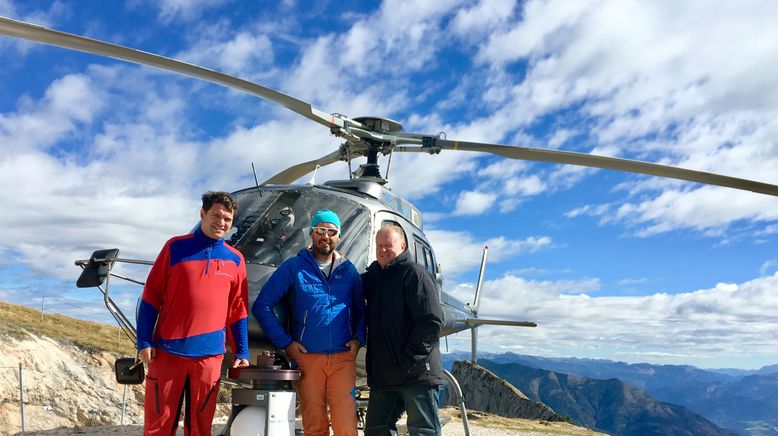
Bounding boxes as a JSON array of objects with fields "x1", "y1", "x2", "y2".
[
  {"x1": 120, "y1": 384, "x2": 127, "y2": 425},
  {"x1": 443, "y1": 369, "x2": 470, "y2": 436},
  {"x1": 471, "y1": 326, "x2": 478, "y2": 364},
  {"x1": 39, "y1": 296, "x2": 46, "y2": 321},
  {"x1": 19, "y1": 362, "x2": 25, "y2": 432},
  {"x1": 472, "y1": 246, "x2": 489, "y2": 314}
]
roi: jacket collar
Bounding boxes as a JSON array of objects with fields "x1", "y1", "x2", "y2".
[
  {"x1": 298, "y1": 247, "x2": 349, "y2": 273},
  {"x1": 194, "y1": 226, "x2": 223, "y2": 247},
  {"x1": 383, "y1": 250, "x2": 411, "y2": 270},
  {"x1": 298, "y1": 247, "x2": 345, "y2": 263}
]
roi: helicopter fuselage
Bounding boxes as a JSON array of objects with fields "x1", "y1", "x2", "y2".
[{"x1": 228, "y1": 179, "x2": 473, "y2": 356}]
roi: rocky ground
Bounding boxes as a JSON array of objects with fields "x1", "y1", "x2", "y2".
[
  {"x1": 12, "y1": 409, "x2": 606, "y2": 435},
  {"x1": 8, "y1": 410, "x2": 606, "y2": 436},
  {"x1": 1, "y1": 331, "x2": 605, "y2": 436},
  {"x1": 0, "y1": 332, "x2": 145, "y2": 435}
]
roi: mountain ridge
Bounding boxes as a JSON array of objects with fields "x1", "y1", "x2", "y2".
[
  {"x1": 443, "y1": 352, "x2": 778, "y2": 435},
  {"x1": 479, "y1": 360, "x2": 737, "y2": 436}
]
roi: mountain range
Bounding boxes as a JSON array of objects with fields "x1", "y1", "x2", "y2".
[
  {"x1": 443, "y1": 352, "x2": 778, "y2": 435},
  {"x1": 483, "y1": 360, "x2": 736, "y2": 435}
]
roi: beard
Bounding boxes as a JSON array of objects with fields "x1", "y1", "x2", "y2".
[{"x1": 313, "y1": 240, "x2": 334, "y2": 259}]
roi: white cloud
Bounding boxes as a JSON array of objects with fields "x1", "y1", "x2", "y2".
[
  {"x1": 502, "y1": 175, "x2": 544, "y2": 197},
  {"x1": 453, "y1": 190, "x2": 497, "y2": 216},
  {"x1": 0, "y1": 73, "x2": 105, "y2": 153},
  {"x1": 0, "y1": 0, "x2": 16, "y2": 17},
  {"x1": 478, "y1": 160, "x2": 528, "y2": 179},
  {"x1": 426, "y1": 229, "x2": 551, "y2": 277},
  {"x1": 450, "y1": 0, "x2": 516, "y2": 37},
  {"x1": 285, "y1": 1, "x2": 467, "y2": 95},
  {"x1": 547, "y1": 128, "x2": 575, "y2": 149},
  {"x1": 614, "y1": 186, "x2": 778, "y2": 237},
  {"x1": 470, "y1": 160, "x2": 547, "y2": 213},
  {"x1": 477, "y1": 0, "x2": 589, "y2": 65},
  {"x1": 761, "y1": 259, "x2": 778, "y2": 277},
  {"x1": 0, "y1": 0, "x2": 66, "y2": 27},
  {"x1": 565, "y1": 203, "x2": 611, "y2": 220},
  {"x1": 0, "y1": 59, "x2": 341, "y2": 280},
  {"x1": 616, "y1": 277, "x2": 648, "y2": 286},
  {"x1": 176, "y1": 24, "x2": 275, "y2": 78},
  {"x1": 446, "y1": 271, "x2": 778, "y2": 366},
  {"x1": 456, "y1": 0, "x2": 778, "y2": 233},
  {"x1": 386, "y1": 152, "x2": 479, "y2": 201},
  {"x1": 148, "y1": 0, "x2": 231, "y2": 23}
]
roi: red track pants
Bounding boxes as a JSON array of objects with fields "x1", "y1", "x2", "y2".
[
  {"x1": 143, "y1": 349, "x2": 223, "y2": 436},
  {"x1": 296, "y1": 351, "x2": 358, "y2": 436}
]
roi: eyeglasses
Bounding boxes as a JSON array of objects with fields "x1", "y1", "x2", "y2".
[{"x1": 312, "y1": 227, "x2": 339, "y2": 237}]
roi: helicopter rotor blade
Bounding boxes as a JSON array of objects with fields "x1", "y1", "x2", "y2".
[
  {"x1": 465, "y1": 319, "x2": 537, "y2": 328},
  {"x1": 393, "y1": 137, "x2": 778, "y2": 197},
  {"x1": 263, "y1": 149, "x2": 346, "y2": 185},
  {"x1": 5, "y1": 17, "x2": 775, "y2": 197},
  {"x1": 0, "y1": 16, "x2": 360, "y2": 132}
]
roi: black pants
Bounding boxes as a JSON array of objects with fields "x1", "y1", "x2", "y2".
[{"x1": 364, "y1": 385, "x2": 441, "y2": 436}]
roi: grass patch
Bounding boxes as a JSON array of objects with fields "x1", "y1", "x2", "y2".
[
  {"x1": 0, "y1": 301, "x2": 135, "y2": 355},
  {"x1": 442, "y1": 407, "x2": 605, "y2": 435}
]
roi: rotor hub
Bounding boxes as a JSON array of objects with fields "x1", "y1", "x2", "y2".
[{"x1": 352, "y1": 116, "x2": 403, "y2": 133}]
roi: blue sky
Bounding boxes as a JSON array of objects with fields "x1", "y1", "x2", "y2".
[{"x1": 1, "y1": 0, "x2": 778, "y2": 369}]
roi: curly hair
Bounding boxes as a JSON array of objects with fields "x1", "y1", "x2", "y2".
[{"x1": 201, "y1": 191, "x2": 238, "y2": 214}]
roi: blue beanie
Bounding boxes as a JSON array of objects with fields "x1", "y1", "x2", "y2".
[{"x1": 310, "y1": 209, "x2": 341, "y2": 232}]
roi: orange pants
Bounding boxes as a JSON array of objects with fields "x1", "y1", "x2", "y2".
[
  {"x1": 143, "y1": 349, "x2": 222, "y2": 436},
  {"x1": 295, "y1": 351, "x2": 358, "y2": 436}
]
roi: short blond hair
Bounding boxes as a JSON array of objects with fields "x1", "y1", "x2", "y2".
[{"x1": 379, "y1": 223, "x2": 406, "y2": 241}]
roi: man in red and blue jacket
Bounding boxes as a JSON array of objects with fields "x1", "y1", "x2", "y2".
[{"x1": 137, "y1": 191, "x2": 249, "y2": 436}]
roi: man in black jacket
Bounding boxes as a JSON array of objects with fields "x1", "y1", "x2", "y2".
[{"x1": 362, "y1": 223, "x2": 446, "y2": 436}]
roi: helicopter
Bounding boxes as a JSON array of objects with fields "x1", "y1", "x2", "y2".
[{"x1": 3, "y1": 14, "x2": 778, "y2": 435}]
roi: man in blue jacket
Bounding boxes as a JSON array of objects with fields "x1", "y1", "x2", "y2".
[{"x1": 253, "y1": 209, "x2": 366, "y2": 436}]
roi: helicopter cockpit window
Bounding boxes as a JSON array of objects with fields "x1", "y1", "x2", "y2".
[
  {"x1": 424, "y1": 246, "x2": 436, "y2": 275},
  {"x1": 228, "y1": 188, "x2": 371, "y2": 271},
  {"x1": 413, "y1": 240, "x2": 427, "y2": 270},
  {"x1": 413, "y1": 238, "x2": 436, "y2": 275}
]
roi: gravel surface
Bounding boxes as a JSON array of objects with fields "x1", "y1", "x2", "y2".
[
  {"x1": 12, "y1": 419, "x2": 604, "y2": 436},
  {"x1": 12, "y1": 424, "x2": 553, "y2": 435},
  {"x1": 11, "y1": 408, "x2": 605, "y2": 436}
]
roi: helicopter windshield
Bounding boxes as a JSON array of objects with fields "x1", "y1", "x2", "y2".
[{"x1": 228, "y1": 188, "x2": 371, "y2": 272}]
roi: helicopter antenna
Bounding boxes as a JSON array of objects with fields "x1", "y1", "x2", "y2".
[
  {"x1": 471, "y1": 245, "x2": 489, "y2": 316},
  {"x1": 384, "y1": 148, "x2": 395, "y2": 183},
  {"x1": 469, "y1": 246, "x2": 488, "y2": 364},
  {"x1": 308, "y1": 165, "x2": 321, "y2": 185},
  {"x1": 251, "y1": 162, "x2": 260, "y2": 188},
  {"x1": 346, "y1": 145, "x2": 353, "y2": 180}
]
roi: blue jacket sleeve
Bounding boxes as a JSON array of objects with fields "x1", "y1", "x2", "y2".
[
  {"x1": 229, "y1": 317, "x2": 249, "y2": 360},
  {"x1": 137, "y1": 242, "x2": 169, "y2": 351},
  {"x1": 351, "y1": 267, "x2": 367, "y2": 346},
  {"x1": 136, "y1": 300, "x2": 159, "y2": 351},
  {"x1": 228, "y1": 256, "x2": 250, "y2": 360},
  {"x1": 252, "y1": 261, "x2": 294, "y2": 349}
]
